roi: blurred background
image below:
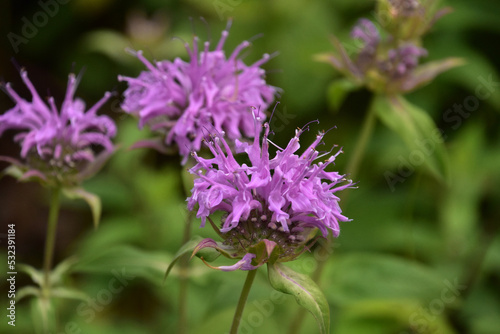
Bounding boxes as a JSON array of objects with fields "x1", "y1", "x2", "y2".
[{"x1": 1, "y1": 0, "x2": 499, "y2": 333}]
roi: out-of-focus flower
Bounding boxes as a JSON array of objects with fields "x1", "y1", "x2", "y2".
[
  {"x1": 350, "y1": 19, "x2": 380, "y2": 75},
  {"x1": 186, "y1": 111, "x2": 353, "y2": 271},
  {"x1": 317, "y1": 17, "x2": 463, "y2": 94},
  {"x1": 118, "y1": 22, "x2": 278, "y2": 164},
  {"x1": 378, "y1": 0, "x2": 453, "y2": 40},
  {"x1": 0, "y1": 70, "x2": 116, "y2": 187},
  {"x1": 378, "y1": 44, "x2": 428, "y2": 80}
]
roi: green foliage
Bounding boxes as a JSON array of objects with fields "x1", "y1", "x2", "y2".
[
  {"x1": 373, "y1": 95, "x2": 449, "y2": 183},
  {"x1": 268, "y1": 262, "x2": 330, "y2": 334},
  {"x1": 1, "y1": 0, "x2": 499, "y2": 333},
  {"x1": 325, "y1": 253, "x2": 448, "y2": 305},
  {"x1": 63, "y1": 187, "x2": 102, "y2": 229},
  {"x1": 326, "y1": 79, "x2": 361, "y2": 112},
  {"x1": 334, "y1": 299, "x2": 455, "y2": 334}
]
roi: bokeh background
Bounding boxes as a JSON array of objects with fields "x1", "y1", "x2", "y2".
[{"x1": 1, "y1": 0, "x2": 499, "y2": 333}]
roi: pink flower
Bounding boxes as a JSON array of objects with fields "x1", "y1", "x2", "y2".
[
  {"x1": 187, "y1": 112, "x2": 353, "y2": 270},
  {"x1": 118, "y1": 22, "x2": 278, "y2": 164},
  {"x1": 0, "y1": 70, "x2": 116, "y2": 187}
]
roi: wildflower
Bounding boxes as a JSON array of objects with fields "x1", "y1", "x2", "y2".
[
  {"x1": 317, "y1": 17, "x2": 462, "y2": 94},
  {"x1": 118, "y1": 22, "x2": 278, "y2": 164},
  {"x1": 350, "y1": 19, "x2": 380, "y2": 74},
  {"x1": 0, "y1": 70, "x2": 116, "y2": 187},
  {"x1": 379, "y1": 44, "x2": 427, "y2": 79},
  {"x1": 187, "y1": 112, "x2": 353, "y2": 271}
]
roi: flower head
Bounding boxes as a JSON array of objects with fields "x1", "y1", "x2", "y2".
[
  {"x1": 378, "y1": 44, "x2": 428, "y2": 80},
  {"x1": 187, "y1": 112, "x2": 353, "y2": 270},
  {"x1": 118, "y1": 22, "x2": 278, "y2": 164},
  {"x1": 350, "y1": 19, "x2": 381, "y2": 74},
  {"x1": 318, "y1": 17, "x2": 462, "y2": 94},
  {"x1": 0, "y1": 70, "x2": 116, "y2": 187}
]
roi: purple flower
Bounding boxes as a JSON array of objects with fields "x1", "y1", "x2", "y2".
[
  {"x1": 351, "y1": 19, "x2": 380, "y2": 47},
  {"x1": 318, "y1": 11, "x2": 462, "y2": 94},
  {"x1": 0, "y1": 70, "x2": 116, "y2": 187},
  {"x1": 378, "y1": 44, "x2": 428, "y2": 79},
  {"x1": 187, "y1": 112, "x2": 353, "y2": 270},
  {"x1": 118, "y1": 22, "x2": 278, "y2": 164},
  {"x1": 350, "y1": 19, "x2": 380, "y2": 74}
]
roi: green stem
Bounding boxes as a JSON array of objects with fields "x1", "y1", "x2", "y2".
[
  {"x1": 42, "y1": 187, "x2": 61, "y2": 298},
  {"x1": 345, "y1": 101, "x2": 377, "y2": 183},
  {"x1": 288, "y1": 99, "x2": 377, "y2": 334},
  {"x1": 230, "y1": 269, "x2": 258, "y2": 334},
  {"x1": 178, "y1": 165, "x2": 194, "y2": 334},
  {"x1": 178, "y1": 209, "x2": 194, "y2": 334}
]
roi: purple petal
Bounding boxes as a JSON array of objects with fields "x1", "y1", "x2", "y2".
[{"x1": 217, "y1": 253, "x2": 258, "y2": 272}]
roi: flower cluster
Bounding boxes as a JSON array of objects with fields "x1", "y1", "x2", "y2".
[
  {"x1": 187, "y1": 112, "x2": 353, "y2": 270},
  {"x1": 118, "y1": 23, "x2": 277, "y2": 164},
  {"x1": 350, "y1": 19, "x2": 380, "y2": 74},
  {"x1": 0, "y1": 70, "x2": 116, "y2": 187},
  {"x1": 378, "y1": 44, "x2": 428, "y2": 80},
  {"x1": 327, "y1": 18, "x2": 432, "y2": 93},
  {"x1": 318, "y1": 0, "x2": 461, "y2": 94}
]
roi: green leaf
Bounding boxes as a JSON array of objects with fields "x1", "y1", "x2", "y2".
[
  {"x1": 334, "y1": 299, "x2": 455, "y2": 334},
  {"x1": 18, "y1": 264, "x2": 43, "y2": 286},
  {"x1": 1, "y1": 165, "x2": 25, "y2": 180},
  {"x1": 268, "y1": 262, "x2": 330, "y2": 334},
  {"x1": 51, "y1": 287, "x2": 89, "y2": 302},
  {"x1": 81, "y1": 30, "x2": 136, "y2": 64},
  {"x1": 324, "y1": 253, "x2": 449, "y2": 305},
  {"x1": 195, "y1": 244, "x2": 224, "y2": 263},
  {"x1": 50, "y1": 256, "x2": 78, "y2": 285},
  {"x1": 63, "y1": 187, "x2": 102, "y2": 229},
  {"x1": 373, "y1": 95, "x2": 449, "y2": 183},
  {"x1": 326, "y1": 79, "x2": 360, "y2": 112},
  {"x1": 16, "y1": 286, "x2": 40, "y2": 302},
  {"x1": 74, "y1": 245, "x2": 169, "y2": 285},
  {"x1": 164, "y1": 237, "x2": 204, "y2": 282},
  {"x1": 19, "y1": 258, "x2": 78, "y2": 290},
  {"x1": 404, "y1": 57, "x2": 464, "y2": 92},
  {"x1": 441, "y1": 123, "x2": 484, "y2": 252}
]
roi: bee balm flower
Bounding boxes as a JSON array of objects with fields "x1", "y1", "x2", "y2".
[
  {"x1": 118, "y1": 22, "x2": 278, "y2": 164},
  {"x1": 0, "y1": 70, "x2": 116, "y2": 187},
  {"x1": 187, "y1": 112, "x2": 353, "y2": 271},
  {"x1": 318, "y1": 12, "x2": 462, "y2": 94}
]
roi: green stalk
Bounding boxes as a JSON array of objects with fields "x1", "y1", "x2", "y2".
[
  {"x1": 288, "y1": 99, "x2": 377, "y2": 334},
  {"x1": 178, "y1": 165, "x2": 194, "y2": 334},
  {"x1": 42, "y1": 187, "x2": 61, "y2": 298},
  {"x1": 178, "y1": 209, "x2": 194, "y2": 334},
  {"x1": 345, "y1": 101, "x2": 377, "y2": 184},
  {"x1": 230, "y1": 269, "x2": 258, "y2": 334}
]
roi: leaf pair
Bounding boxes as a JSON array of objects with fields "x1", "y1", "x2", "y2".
[{"x1": 17, "y1": 258, "x2": 87, "y2": 334}]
